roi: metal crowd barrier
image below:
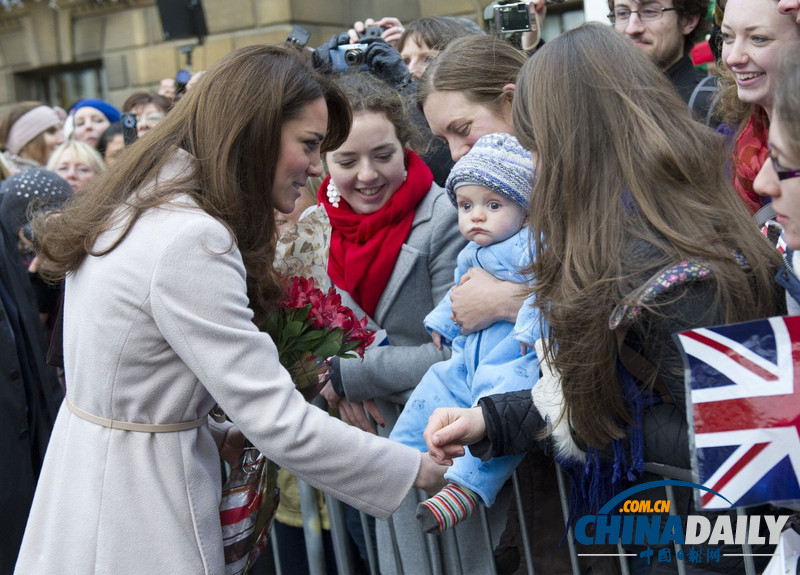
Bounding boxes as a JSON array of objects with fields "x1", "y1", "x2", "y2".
[{"x1": 269, "y1": 462, "x2": 765, "y2": 575}]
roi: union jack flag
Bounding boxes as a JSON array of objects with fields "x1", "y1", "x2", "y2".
[{"x1": 675, "y1": 315, "x2": 800, "y2": 510}]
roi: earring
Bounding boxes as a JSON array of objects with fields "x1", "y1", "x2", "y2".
[
  {"x1": 403, "y1": 170, "x2": 408, "y2": 182},
  {"x1": 326, "y1": 179, "x2": 340, "y2": 208}
]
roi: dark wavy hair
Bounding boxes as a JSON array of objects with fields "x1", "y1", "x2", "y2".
[
  {"x1": 333, "y1": 72, "x2": 422, "y2": 151},
  {"x1": 33, "y1": 43, "x2": 351, "y2": 322},
  {"x1": 607, "y1": 0, "x2": 711, "y2": 54},
  {"x1": 397, "y1": 16, "x2": 481, "y2": 54}
]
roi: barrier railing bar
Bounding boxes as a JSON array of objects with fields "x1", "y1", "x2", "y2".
[
  {"x1": 736, "y1": 506, "x2": 757, "y2": 575},
  {"x1": 323, "y1": 493, "x2": 356, "y2": 575},
  {"x1": 386, "y1": 512, "x2": 408, "y2": 575},
  {"x1": 270, "y1": 526, "x2": 283, "y2": 575},
  {"x1": 423, "y1": 531, "x2": 444, "y2": 575},
  {"x1": 617, "y1": 541, "x2": 632, "y2": 575},
  {"x1": 511, "y1": 469, "x2": 536, "y2": 575},
  {"x1": 643, "y1": 462, "x2": 694, "y2": 482},
  {"x1": 663, "y1": 482, "x2": 687, "y2": 575},
  {"x1": 554, "y1": 462, "x2": 582, "y2": 575},
  {"x1": 357, "y1": 510, "x2": 379, "y2": 575},
  {"x1": 297, "y1": 478, "x2": 326, "y2": 575},
  {"x1": 477, "y1": 504, "x2": 499, "y2": 575}
]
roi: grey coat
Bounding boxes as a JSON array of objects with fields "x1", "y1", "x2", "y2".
[{"x1": 329, "y1": 184, "x2": 510, "y2": 575}]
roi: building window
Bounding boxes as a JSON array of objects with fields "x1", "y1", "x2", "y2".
[{"x1": 16, "y1": 61, "x2": 107, "y2": 110}]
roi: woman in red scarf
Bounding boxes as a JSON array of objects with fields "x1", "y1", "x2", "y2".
[
  {"x1": 716, "y1": 0, "x2": 799, "y2": 215},
  {"x1": 318, "y1": 71, "x2": 464, "y2": 427},
  {"x1": 317, "y1": 72, "x2": 466, "y2": 573}
]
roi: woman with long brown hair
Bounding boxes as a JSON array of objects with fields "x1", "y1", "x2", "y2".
[
  {"x1": 14, "y1": 44, "x2": 441, "y2": 575},
  {"x1": 424, "y1": 22, "x2": 784, "y2": 572}
]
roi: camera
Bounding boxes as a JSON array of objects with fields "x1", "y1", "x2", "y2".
[
  {"x1": 360, "y1": 25, "x2": 385, "y2": 39},
  {"x1": 329, "y1": 43, "x2": 369, "y2": 72},
  {"x1": 121, "y1": 112, "x2": 138, "y2": 145},
  {"x1": 287, "y1": 24, "x2": 310, "y2": 47},
  {"x1": 328, "y1": 25, "x2": 387, "y2": 72},
  {"x1": 493, "y1": 1, "x2": 532, "y2": 33},
  {"x1": 487, "y1": 0, "x2": 568, "y2": 35}
]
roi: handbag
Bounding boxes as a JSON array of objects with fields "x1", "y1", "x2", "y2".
[
  {"x1": 216, "y1": 348, "x2": 329, "y2": 574},
  {"x1": 219, "y1": 439, "x2": 280, "y2": 575}
]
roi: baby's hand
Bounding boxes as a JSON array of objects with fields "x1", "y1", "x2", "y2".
[
  {"x1": 520, "y1": 342, "x2": 530, "y2": 356},
  {"x1": 432, "y1": 330, "x2": 443, "y2": 350}
]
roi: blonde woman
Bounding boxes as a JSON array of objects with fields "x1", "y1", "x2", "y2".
[{"x1": 46, "y1": 140, "x2": 105, "y2": 194}]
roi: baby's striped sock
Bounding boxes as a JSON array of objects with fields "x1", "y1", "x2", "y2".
[{"x1": 415, "y1": 483, "x2": 480, "y2": 533}]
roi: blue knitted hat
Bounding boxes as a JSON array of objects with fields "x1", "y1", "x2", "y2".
[
  {"x1": 72, "y1": 98, "x2": 121, "y2": 123},
  {"x1": 445, "y1": 133, "x2": 534, "y2": 210}
]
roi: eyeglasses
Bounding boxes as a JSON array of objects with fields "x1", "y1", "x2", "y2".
[
  {"x1": 608, "y1": 3, "x2": 677, "y2": 24},
  {"x1": 769, "y1": 145, "x2": 800, "y2": 181},
  {"x1": 137, "y1": 113, "x2": 165, "y2": 126}
]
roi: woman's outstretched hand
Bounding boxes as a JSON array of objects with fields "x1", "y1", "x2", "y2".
[
  {"x1": 413, "y1": 453, "x2": 449, "y2": 496},
  {"x1": 423, "y1": 406, "x2": 487, "y2": 466}
]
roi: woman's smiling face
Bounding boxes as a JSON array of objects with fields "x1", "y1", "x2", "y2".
[
  {"x1": 326, "y1": 111, "x2": 406, "y2": 215},
  {"x1": 721, "y1": 0, "x2": 800, "y2": 117}
]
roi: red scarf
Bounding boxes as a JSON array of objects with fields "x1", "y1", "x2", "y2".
[
  {"x1": 319, "y1": 150, "x2": 433, "y2": 318},
  {"x1": 732, "y1": 108, "x2": 769, "y2": 215}
]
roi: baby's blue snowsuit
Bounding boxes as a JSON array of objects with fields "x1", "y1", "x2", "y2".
[{"x1": 390, "y1": 228, "x2": 541, "y2": 506}]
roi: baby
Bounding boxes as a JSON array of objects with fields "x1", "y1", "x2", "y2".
[{"x1": 390, "y1": 133, "x2": 541, "y2": 533}]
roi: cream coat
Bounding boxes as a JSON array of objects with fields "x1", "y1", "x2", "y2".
[{"x1": 15, "y1": 158, "x2": 420, "y2": 575}]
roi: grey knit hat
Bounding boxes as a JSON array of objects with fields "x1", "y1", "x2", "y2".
[
  {"x1": 445, "y1": 133, "x2": 534, "y2": 210},
  {"x1": 0, "y1": 168, "x2": 72, "y2": 234}
]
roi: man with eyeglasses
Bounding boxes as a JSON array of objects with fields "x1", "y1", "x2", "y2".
[{"x1": 607, "y1": 0, "x2": 709, "y2": 102}]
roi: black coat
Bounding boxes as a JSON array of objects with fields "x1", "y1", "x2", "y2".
[
  {"x1": 0, "y1": 219, "x2": 62, "y2": 572},
  {"x1": 666, "y1": 54, "x2": 707, "y2": 105}
]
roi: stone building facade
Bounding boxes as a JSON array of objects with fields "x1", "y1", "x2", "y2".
[
  {"x1": 0, "y1": 0, "x2": 585, "y2": 111},
  {"x1": 0, "y1": 0, "x2": 477, "y2": 110}
]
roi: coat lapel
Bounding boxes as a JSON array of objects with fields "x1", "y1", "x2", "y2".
[{"x1": 371, "y1": 189, "x2": 436, "y2": 325}]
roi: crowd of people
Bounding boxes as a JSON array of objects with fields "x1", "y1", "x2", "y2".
[{"x1": 1, "y1": 1, "x2": 800, "y2": 574}]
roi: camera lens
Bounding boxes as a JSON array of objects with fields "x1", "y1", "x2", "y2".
[{"x1": 344, "y1": 48, "x2": 364, "y2": 66}]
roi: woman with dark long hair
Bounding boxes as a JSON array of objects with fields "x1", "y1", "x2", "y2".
[
  {"x1": 14, "y1": 44, "x2": 441, "y2": 575},
  {"x1": 425, "y1": 22, "x2": 784, "y2": 572}
]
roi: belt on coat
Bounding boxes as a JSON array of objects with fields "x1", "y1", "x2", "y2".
[{"x1": 65, "y1": 396, "x2": 207, "y2": 432}]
